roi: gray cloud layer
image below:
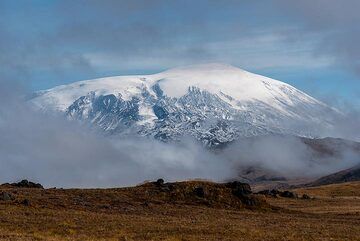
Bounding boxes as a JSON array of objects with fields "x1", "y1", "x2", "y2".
[
  {"x1": 0, "y1": 86, "x2": 233, "y2": 187},
  {"x1": 0, "y1": 82, "x2": 358, "y2": 188},
  {"x1": 276, "y1": 0, "x2": 360, "y2": 75},
  {"x1": 1, "y1": 0, "x2": 359, "y2": 90}
]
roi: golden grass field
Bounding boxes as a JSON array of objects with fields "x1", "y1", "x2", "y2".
[{"x1": 0, "y1": 181, "x2": 359, "y2": 241}]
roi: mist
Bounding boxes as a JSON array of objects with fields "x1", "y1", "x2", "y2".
[
  {"x1": 225, "y1": 135, "x2": 359, "y2": 179},
  {"x1": 0, "y1": 86, "x2": 233, "y2": 187},
  {"x1": 0, "y1": 79, "x2": 359, "y2": 188}
]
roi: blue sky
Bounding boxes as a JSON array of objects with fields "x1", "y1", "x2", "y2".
[{"x1": 1, "y1": 0, "x2": 359, "y2": 106}]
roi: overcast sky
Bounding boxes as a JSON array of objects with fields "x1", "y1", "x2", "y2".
[{"x1": 0, "y1": 0, "x2": 359, "y2": 106}]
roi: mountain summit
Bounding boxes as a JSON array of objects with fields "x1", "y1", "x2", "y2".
[{"x1": 30, "y1": 63, "x2": 337, "y2": 146}]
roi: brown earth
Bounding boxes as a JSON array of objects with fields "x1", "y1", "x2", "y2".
[
  {"x1": 303, "y1": 164, "x2": 360, "y2": 187},
  {"x1": 0, "y1": 180, "x2": 359, "y2": 241}
]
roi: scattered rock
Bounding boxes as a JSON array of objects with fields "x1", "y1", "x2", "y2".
[
  {"x1": 228, "y1": 182, "x2": 252, "y2": 199},
  {"x1": 155, "y1": 179, "x2": 164, "y2": 187},
  {"x1": 225, "y1": 181, "x2": 251, "y2": 191},
  {"x1": 11, "y1": 180, "x2": 43, "y2": 189},
  {"x1": 279, "y1": 191, "x2": 298, "y2": 199},
  {"x1": 258, "y1": 189, "x2": 279, "y2": 197},
  {"x1": 153, "y1": 179, "x2": 175, "y2": 192},
  {"x1": 193, "y1": 187, "x2": 205, "y2": 198},
  {"x1": 140, "y1": 180, "x2": 265, "y2": 209},
  {"x1": 21, "y1": 199, "x2": 31, "y2": 206},
  {"x1": 257, "y1": 190, "x2": 271, "y2": 196},
  {"x1": 224, "y1": 181, "x2": 259, "y2": 206},
  {"x1": 226, "y1": 181, "x2": 252, "y2": 199},
  {"x1": 161, "y1": 184, "x2": 174, "y2": 192},
  {"x1": 302, "y1": 194, "x2": 311, "y2": 200},
  {"x1": 0, "y1": 192, "x2": 14, "y2": 201},
  {"x1": 238, "y1": 195, "x2": 259, "y2": 206},
  {"x1": 257, "y1": 189, "x2": 298, "y2": 199},
  {"x1": 226, "y1": 181, "x2": 252, "y2": 195},
  {"x1": 270, "y1": 189, "x2": 281, "y2": 196},
  {"x1": 99, "y1": 204, "x2": 111, "y2": 209}
]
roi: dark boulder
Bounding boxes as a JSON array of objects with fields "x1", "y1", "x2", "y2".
[
  {"x1": 226, "y1": 181, "x2": 252, "y2": 196},
  {"x1": 0, "y1": 192, "x2": 14, "y2": 201},
  {"x1": 153, "y1": 179, "x2": 175, "y2": 192},
  {"x1": 279, "y1": 191, "x2": 298, "y2": 199},
  {"x1": 257, "y1": 189, "x2": 297, "y2": 198},
  {"x1": 302, "y1": 194, "x2": 311, "y2": 199},
  {"x1": 155, "y1": 179, "x2": 165, "y2": 187},
  {"x1": 238, "y1": 195, "x2": 259, "y2": 206},
  {"x1": 160, "y1": 184, "x2": 174, "y2": 192},
  {"x1": 193, "y1": 187, "x2": 205, "y2": 198},
  {"x1": 11, "y1": 180, "x2": 43, "y2": 189},
  {"x1": 257, "y1": 190, "x2": 272, "y2": 196},
  {"x1": 21, "y1": 199, "x2": 31, "y2": 206},
  {"x1": 225, "y1": 181, "x2": 258, "y2": 206},
  {"x1": 270, "y1": 189, "x2": 281, "y2": 196}
]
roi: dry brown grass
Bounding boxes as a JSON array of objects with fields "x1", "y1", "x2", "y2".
[
  {"x1": 0, "y1": 181, "x2": 359, "y2": 241},
  {"x1": 295, "y1": 181, "x2": 360, "y2": 197}
]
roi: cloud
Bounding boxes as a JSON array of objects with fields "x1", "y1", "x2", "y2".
[
  {"x1": 0, "y1": 80, "x2": 359, "y2": 188},
  {"x1": 274, "y1": 0, "x2": 360, "y2": 76},
  {"x1": 0, "y1": 83, "x2": 235, "y2": 188},
  {"x1": 224, "y1": 135, "x2": 360, "y2": 179},
  {"x1": 2, "y1": 0, "x2": 346, "y2": 89}
]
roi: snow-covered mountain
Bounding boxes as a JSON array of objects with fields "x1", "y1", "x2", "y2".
[{"x1": 30, "y1": 63, "x2": 337, "y2": 146}]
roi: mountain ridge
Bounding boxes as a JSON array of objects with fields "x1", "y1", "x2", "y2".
[{"x1": 30, "y1": 63, "x2": 339, "y2": 145}]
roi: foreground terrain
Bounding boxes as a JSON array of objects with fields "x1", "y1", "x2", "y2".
[{"x1": 0, "y1": 180, "x2": 359, "y2": 241}]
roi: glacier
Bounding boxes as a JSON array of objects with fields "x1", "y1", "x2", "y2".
[{"x1": 30, "y1": 63, "x2": 338, "y2": 146}]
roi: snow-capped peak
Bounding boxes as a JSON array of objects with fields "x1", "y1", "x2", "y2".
[
  {"x1": 30, "y1": 63, "x2": 336, "y2": 145},
  {"x1": 31, "y1": 63, "x2": 321, "y2": 113},
  {"x1": 154, "y1": 63, "x2": 321, "y2": 110}
]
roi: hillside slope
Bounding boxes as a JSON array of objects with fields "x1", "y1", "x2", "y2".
[
  {"x1": 30, "y1": 63, "x2": 338, "y2": 145},
  {"x1": 305, "y1": 164, "x2": 360, "y2": 187},
  {"x1": 1, "y1": 180, "x2": 359, "y2": 240}
]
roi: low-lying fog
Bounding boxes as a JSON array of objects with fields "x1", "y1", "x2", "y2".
[{"x1": 0, "y1": 84, "x2": 359, "y2": 188}]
